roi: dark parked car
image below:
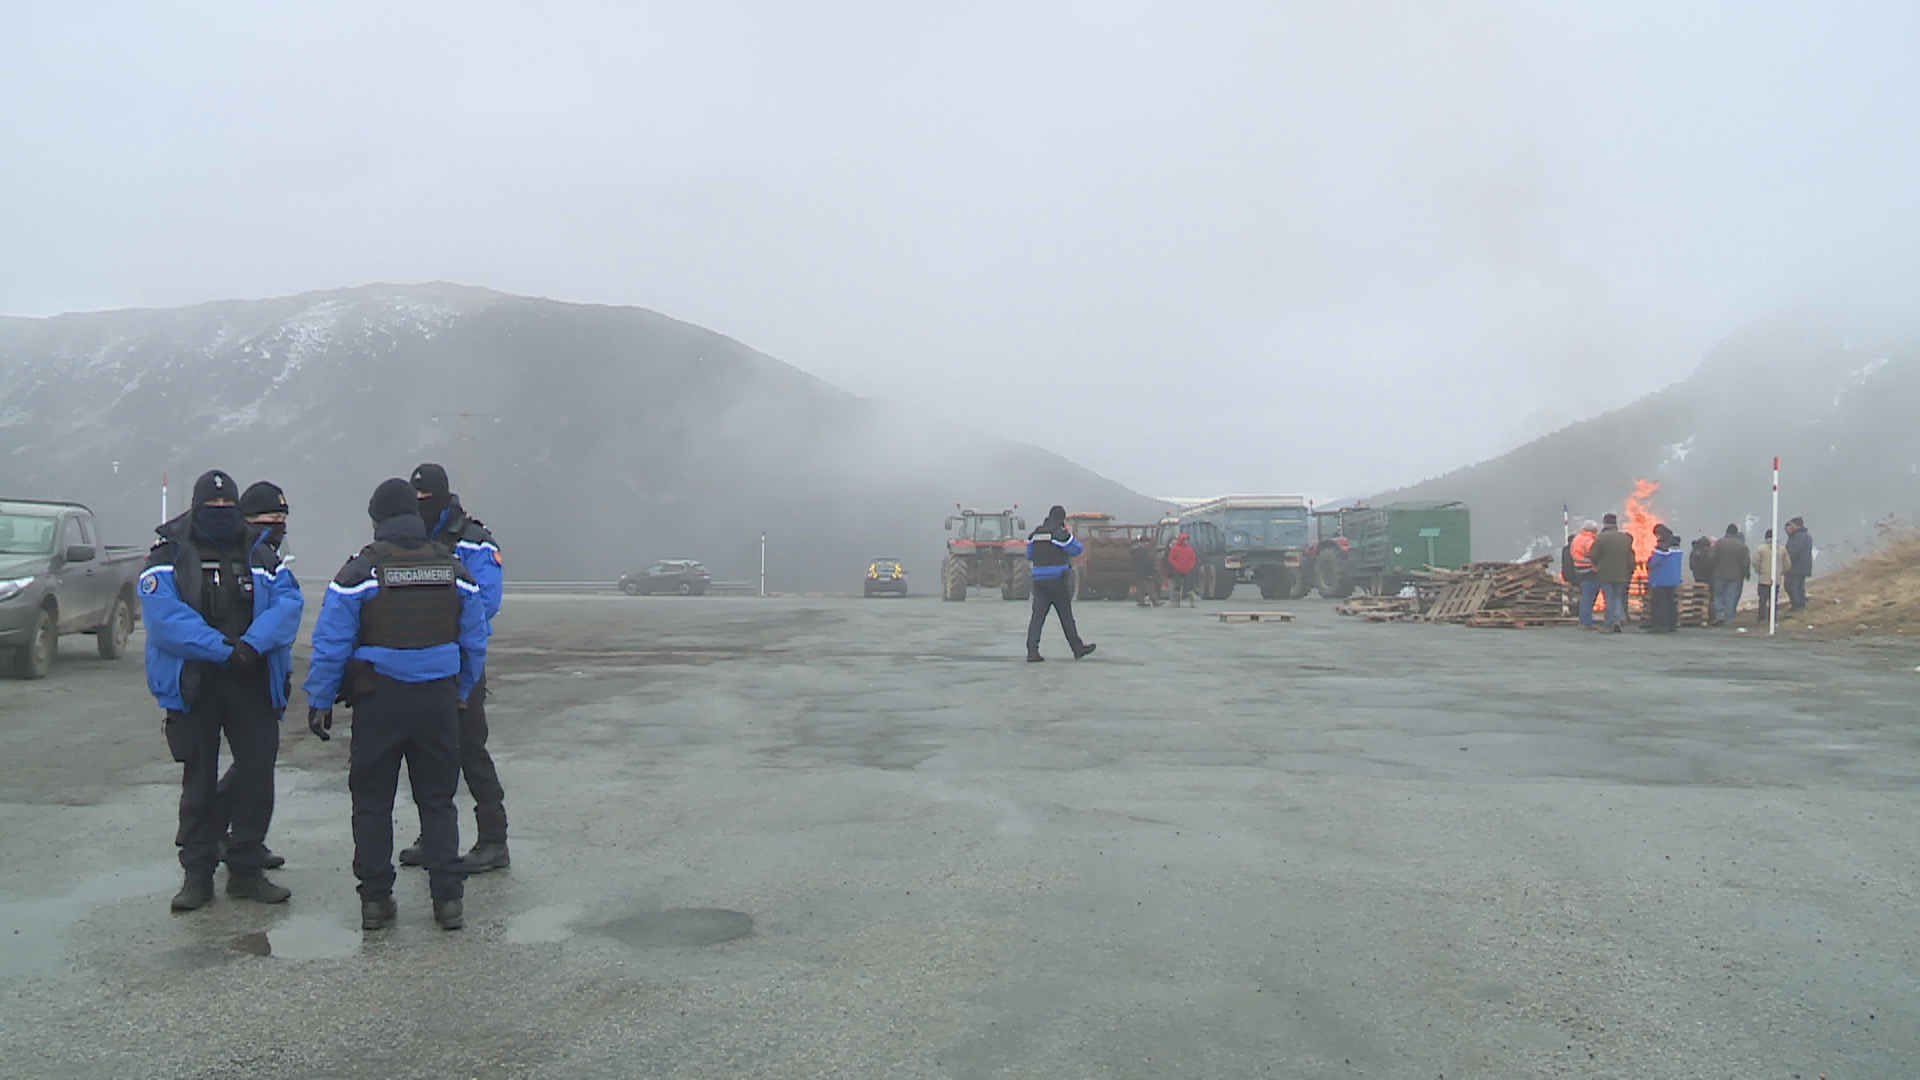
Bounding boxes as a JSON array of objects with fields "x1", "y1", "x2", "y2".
[
  {"x1": 620, "y1": 560, "x2": 711, "y2": 596},
  {"x1": 864, "y1": 558, "x2": 908, "y2": 597},
  {"x1": 1, "y1": 499, "x2": 145, "y2": 678}
]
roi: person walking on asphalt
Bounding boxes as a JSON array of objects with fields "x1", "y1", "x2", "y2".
[
  {"x1": 1569, "y1": 521, "x2": 1600, "y2": 627},
  {"x1": 1165, "y1": 532, "x2": 1198, "y2": 607},
  {"x1": 1710, "y1": 524, "x2": 1750, "y2": 626},
  {"x1": 1588, "y1": 513, "x2": 1635, "y2": 633},
  {"x1": 304, "y1": 478, "x2": 491, "y2": 931},
  {"x1": 210, "y1": 480, "x2": 296, "y2": 872},
  {"x1": 1130, "y1": 536, "x2": 1161, "y2": 606},
  {"x1": 1784, "y1": 517, "x2": 1813, "y2": 611},
  {"x1": 400, "y1": 463, "x2": 511, "y2": 874},
  {"x1": 1751, "y1": 528, "x2": 1780, "y2": 625},
  {"x1": 1644, "y1": 529, "x2": 1684, "y2": 632},
  {"x1": 139, "y1": 470, "x2": 304, "y2": 912},
  {"x1": 1026, "y1": 505, "x2": 1095, "y2": 662}
]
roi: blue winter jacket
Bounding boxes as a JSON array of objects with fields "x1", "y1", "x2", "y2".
[
  {"x1": 303, "y1": 515, "x2": 490, "y2": 707},
  {"x1": 428, "y1": 495, "x2": 503, "y2": 622},
  {"x1": 139, "y1": 516, "x2": 305, "y2": 713},
  {"x1": 1026, "y1": 525, "x2": 1084, "y2": 582},
  {"x1": 1646, "y1": 545, "x2": 1684, "y2": 588}
]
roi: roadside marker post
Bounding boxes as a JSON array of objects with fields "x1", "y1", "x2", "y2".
[{"x1": 1769, "y1": 456, "x2": 1780, "y2": 637}]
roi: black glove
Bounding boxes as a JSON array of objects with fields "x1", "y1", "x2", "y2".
[
  {"x1": 308, "y1": 706, "x2": 333, "y2": 741},
  {"x1": 227, "y1": 639, "x2": 261, "y2": 667}
]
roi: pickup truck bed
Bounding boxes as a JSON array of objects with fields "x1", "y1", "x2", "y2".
[{"x1": 0, "y1": 499, "x2": 146, "y2": 679}]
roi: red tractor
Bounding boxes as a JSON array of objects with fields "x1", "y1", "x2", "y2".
[{"x1": 941, "y1": 507, "x2": 1031, "y2": 601}]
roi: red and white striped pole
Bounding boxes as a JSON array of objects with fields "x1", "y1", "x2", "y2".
[{"x1": 1769, "y1": 456, "x2": 1780, "y2": 637}]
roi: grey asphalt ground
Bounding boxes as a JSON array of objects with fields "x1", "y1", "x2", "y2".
[{"x1": 1, "y1": 588, "x2": 1917, "y2": 1079}]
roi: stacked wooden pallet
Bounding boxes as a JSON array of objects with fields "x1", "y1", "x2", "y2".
[
  {"x1": 1334, "y1": 596, "x2": 1421, "y2": 621},
  {"x1": 1420, "y1": 558, "x2": 1577, "y2": 627}
]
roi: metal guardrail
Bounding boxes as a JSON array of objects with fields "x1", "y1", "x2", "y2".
[{"x1": 508, "y1": 581, "x2": 759, "y2": 595}]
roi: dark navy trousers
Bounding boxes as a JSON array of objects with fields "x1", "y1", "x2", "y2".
[
  {"x1": 458, "y1": 675, "x2": 507, "y2": 844},
  {"x1": 349, "y1": 674, "x2": 463, "y2": 902},
  {"x1": 168, "y1": 667, "x2": 278, "y2": 877},
  {"x1": 1026, "y1": 573, "x2": 1086, "y2": 655}
]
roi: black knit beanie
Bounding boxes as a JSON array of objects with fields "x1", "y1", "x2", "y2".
[
  {"x1": 238, "y1": 480, "x2": 287, "y2": 518},
  {"x1": 192, "y1": 469, "x2": 238, "y2": 507},
  {"x1": 368, "y1": 477, "x2": 420, "y2": 522}
]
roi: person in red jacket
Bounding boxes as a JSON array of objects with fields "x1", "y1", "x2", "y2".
[{"x1": 1165, "y1": 533, "x2": 1198, "y2": 607}]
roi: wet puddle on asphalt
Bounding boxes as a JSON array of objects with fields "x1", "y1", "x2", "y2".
[
  {"x1": 503, "y1": 906, "x2": 754, "y2": 947},
  {"x1": 224, "y1": 914, "x2": 361, "y2": 960},
  {"x1": 592, "y1": 908, "x2": 753, "y2": 947}
]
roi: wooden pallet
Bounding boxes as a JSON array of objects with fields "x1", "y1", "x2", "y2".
[
  {"x1": 1218, "y1": 611, "x2": 1295, "y2": 623},
  {"x1": 1424, "y1": 579, "x2": 1493, "y2": 621},
  {"x1": 1462, "y1": 615, "x2": 1581, "y2": 628}
]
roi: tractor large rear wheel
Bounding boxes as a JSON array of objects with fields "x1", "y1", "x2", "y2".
[
  {"x1": 1004, "y1": 560, "x2": 1031, "y2": 601},
  {"x1": 1315, "y1": 551, "x2": 1353, "y2": 598},
  {"x1": 942, "y1": 556, "x2": 969, "y2": 601}
]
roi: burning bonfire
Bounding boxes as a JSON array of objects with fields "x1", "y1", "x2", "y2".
[{"x1": 1586, "y1": 480, "x2": 1663, "y2": 616}]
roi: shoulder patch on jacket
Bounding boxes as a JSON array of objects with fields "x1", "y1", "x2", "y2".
[
  {"x1": 145, "y1": 539, "x2": 179, "y2": 569},
  {"x1": 333, "y1": 553, "x2": 376, "y2": 589}
]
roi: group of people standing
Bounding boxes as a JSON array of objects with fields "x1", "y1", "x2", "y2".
[
  {"x1": 1128, "y1": 532, "x2": 1200, "y2": 608},
  {"x1": 1563, "y1": 513, "x2": 1814, "y2": 631},
  {"x1": 140, "y1": 464, "x2": 509, "y2": 932}
]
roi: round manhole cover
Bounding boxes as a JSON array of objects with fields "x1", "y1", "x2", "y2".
[{"x1": 594, "y1": 908, "x2": 753, "y2": 947}]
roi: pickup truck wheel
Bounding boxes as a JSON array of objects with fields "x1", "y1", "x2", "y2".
[
  {"x1": 97, "y1": 594, "x2": 133, "y2": 659},
  {"x1": 12, "y1": 608, "x2": 55, "y2": 679}
]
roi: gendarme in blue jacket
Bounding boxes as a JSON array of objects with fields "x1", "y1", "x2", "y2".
[
  {"x1": 1647, "y1": 544, "x2": 1685, "y2": 588},
  {"x1": 303, "y1": 513, "x2": 490, "y2": 707},
  {"x1": 139, "y1": 514, "x2": 305, "y2": 713},
  {"x1": 427, "y1": 494, "x2": 503, "y2": 623},
  {"x1": 1026, "y1": 523, "x2": 1084, "y2": 582}
]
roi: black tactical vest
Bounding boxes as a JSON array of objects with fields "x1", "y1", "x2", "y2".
[
  {"x1": 194, "y1": 542, "x2": 254, "y2": 639},
  {"x1": 358, "y1": 542, "x2": 461, "y2": 650},
  {"x1": 1029, "y1": 526, "x2": 1072, "y2": 568}
]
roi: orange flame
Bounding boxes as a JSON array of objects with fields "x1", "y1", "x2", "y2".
[{"x1": 1594, "y1": 479, "x2": 1662, "y2": 615}]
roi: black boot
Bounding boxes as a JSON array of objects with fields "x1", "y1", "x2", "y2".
[
  {"x1": 226, "y1": 873, "x2": 291, "y2": 904},
  {"x1": 1073, "y1": 643, "x2": 1098, "y2": 659},
  {"x1": 361, "y1": 895, "x2": 398, "y2": 931},
  {"x1": 433, "y1": 898, "x2": 465, "y2": 930},
  {"x1": 397, "y1": 840, "x2": 425, "y2": 867},
  {"x1": 220, "y1": 834, "x2": 286, "y2": 870},
  {"x1": 459, "y1": 841, "x2": 510, "y2": 874},
  {"x1": 170, "y1": 874, "x2": 214, "y2": 912}
]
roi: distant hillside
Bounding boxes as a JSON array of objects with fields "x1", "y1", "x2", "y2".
[
  {"x1": 1378, "y1": 305, "x2": 1920, "y2": 565},
  {"x1": 0, "y1": 284, "x2": 1163, "y2": 590}
]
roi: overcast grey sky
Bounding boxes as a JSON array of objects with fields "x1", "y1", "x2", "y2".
[{"x1": 4, "y1": 2, "x2": 1915, "y2": 499}]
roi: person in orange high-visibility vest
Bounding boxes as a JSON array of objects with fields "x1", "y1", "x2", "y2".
[{"x1": 1570, "y1": 520, "x2": 1600, "y2": 628}]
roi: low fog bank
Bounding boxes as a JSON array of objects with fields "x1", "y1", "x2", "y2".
[{"x1": 0, "y1": 285, "x2": 1162, "y2": 591}]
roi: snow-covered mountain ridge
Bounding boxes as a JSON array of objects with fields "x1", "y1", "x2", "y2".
[{"x1": 0, "y1": 284, "x2": 1160, "y2": 587}]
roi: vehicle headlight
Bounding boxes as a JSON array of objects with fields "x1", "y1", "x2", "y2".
[{"x1": 0, "y1": 576, "x2": 35, "y2": 603}]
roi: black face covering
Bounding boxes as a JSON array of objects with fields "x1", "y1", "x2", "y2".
[
  {"x1": 194, "y1": 505, "x2": 244, "y2": 545},
  {"x1": 257, "y1": 522, "x2": 287, "y2": 548},
  {"x1": 417, "y1": 492, "x2": 451, "y2": 529}
]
